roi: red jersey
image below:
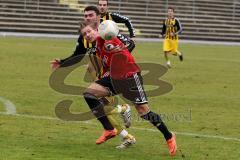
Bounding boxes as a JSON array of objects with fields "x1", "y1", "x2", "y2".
[{"x1": 96, "y1": 36, "x2": 140, "y2": 80}]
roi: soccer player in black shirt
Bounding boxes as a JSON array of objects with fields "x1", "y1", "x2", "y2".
[{"x1": 98, "y1": 0, "x2": 135, "y2": 38}]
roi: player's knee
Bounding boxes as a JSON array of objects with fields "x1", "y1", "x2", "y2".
[
  {"x1": 135, "y1": 104, "x2": 150, "y2": 115},
  {"x1": 83, "y1": 92, "x2": 94, "y2": 97},
  {"x1": 83, "y1": 87, "x2": 98, "y2": 97},
  {"x1": 83, "y1": 93, "x2": 106, "y2": 118},
  {"x1": 83, "y1": 92, "x2": 98, "y2": 102},
  {"x1": 83, "y1": 92, "x2": 101, "y2": 109},
  {"x1": 83, "y1": 92, "x2": 98, "y2": 103},
  {"x1": 164, "y1": 51, "x2": 169, "y2": 55}
]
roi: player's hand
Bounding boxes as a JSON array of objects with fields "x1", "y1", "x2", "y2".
[
  {"x1": 50, "y1": 58, "x2": 60, "y2": 70},
  {"x1": 170, "y1": 32, "x2": 175, "y2": 36},
  {"x1": 131, "y1": 37, "x2": 136, "y2": 43}
]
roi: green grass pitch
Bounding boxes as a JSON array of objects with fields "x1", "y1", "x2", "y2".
[{"x1": 0, "y1": 37, "x2": 240, "y2": 160}]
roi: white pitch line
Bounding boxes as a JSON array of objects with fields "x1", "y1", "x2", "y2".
[
  {"x1": 0, "y1": 112, "x2": 94, "y2": 125},
  {"x1": 174, "y1": 131, "x2": 240, "y2": 142},
  {"x1": 0, "y1": 112, "x2": 239, "y2": 142},
  {"x1": 131, "y1": 127, "x2": 240, "y2": 142},
  {"x1": 0, "y1": 96, "x2": 17, "y2": 115}
]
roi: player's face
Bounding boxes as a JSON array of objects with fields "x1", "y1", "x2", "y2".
[
  {"x1": 84, "y1": 10, "x2": 98, "y2": 22},
  {"x1": 98, "y1": 0, "x2": 108, "y2": 14},
  {"x1": 81, "y1": 25, "x2": 98, "y2": 43},
  {"x1": 167, "y1": 9, "x2": 174, "y2": 18}
]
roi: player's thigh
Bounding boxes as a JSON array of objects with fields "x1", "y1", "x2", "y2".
[
  {"x1": 171, "y1": 40, "x2": 179, "y2": 53},
  {"x1": 114, "y1": 73, "x2": 148, "y2": 104},
  {"x1": 84, "y1": 82, "x2": 109, "y2": 98},
  {"x1": 163, "y1": 39, "x2": 172, "y2": 52},
  {"x1": 86, "y1": 76, "x2": 116, "y2": 98}
]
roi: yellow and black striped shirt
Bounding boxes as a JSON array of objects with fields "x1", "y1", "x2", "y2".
[
  {"x1": 161, "y1": 17, "x2": 182, "y2": 40},
  {"x1": 60, "y1": 35, "x2": 102, "y2": 78},
  {"x1": 100, "y1": 12, "x2": 112, "y2": 23},
  {"x1": 82, "y1": 38, "x2": 103, "y2": 79},
  {"x1": 83, "y1": 38, "x2": 93, "y2": 49},
  {"x1": 100, "y1": 12, "x2": 135, "y2": 38}
]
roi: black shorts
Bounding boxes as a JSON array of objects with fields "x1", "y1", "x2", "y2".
[{"x1": 95, "y1": 72, "x2": 148, "y2": 104}]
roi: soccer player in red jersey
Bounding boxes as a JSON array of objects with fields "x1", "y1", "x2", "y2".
[
  {"x1": 80, "y1": 21, "x2": 177, "y2": 156},
  {"x1": 50, "y1": 6, "x2": 136, "y2": 148}
]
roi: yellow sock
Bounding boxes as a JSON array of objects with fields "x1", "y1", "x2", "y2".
[
  {"x1": 107, "y1": 115, "x2": 123, "y2": 135},
  {"x1": 125, "y1": 133, "x2": 134, "y2": 139},
  {"x1": 121, "y1": 104, "x2": 127, "y2": 113},
  {"x1": 105, "y1": 105, "x2": 127, "y2": 115}
]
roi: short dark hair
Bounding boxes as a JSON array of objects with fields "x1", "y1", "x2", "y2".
[
  {"x1": 98, "y1": 0, "x2": 108, "y2": 5},
  {"x1": 84, "y1": 5, "x2": 100, "y2": 15},
  {"x1": 168, "y1": 6, "x2": 175, "y2": 12}
]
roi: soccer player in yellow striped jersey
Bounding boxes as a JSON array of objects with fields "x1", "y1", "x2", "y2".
[
  {"x1": 161, "y1": 7, "x2": 183, "y2": 68},
  {"x1": 50, "y1": 6, "x2": 136, "y2": 149},
  {"x1": 98, "y1": 0, "x2": 135, "y2": 38}
]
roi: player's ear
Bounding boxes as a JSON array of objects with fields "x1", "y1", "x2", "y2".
[
  {"x1": 95, "y1": 29, "x2": 99, "y2": 36},
  {"x1": 97, "y1": 15, "x2": 100, "y2": 22},
  {"x1": 93, "y1": 21, "x2": 99, "y2": 31}
]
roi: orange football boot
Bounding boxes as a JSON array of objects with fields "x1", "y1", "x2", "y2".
[
  {"x1": 167, "y1": 133, "x2": 177, "y2": 156},
  {"x1": 96, "y1": 128, "x2": 117, "y2": 145}
]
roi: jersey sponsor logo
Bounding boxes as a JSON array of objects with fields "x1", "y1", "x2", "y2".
[
  {"x1": 135, "y1": 97, "x2": 141, "y2": 102},
  {"x1": 104, "y1": 43, "x2": 115, "y2": 51}
]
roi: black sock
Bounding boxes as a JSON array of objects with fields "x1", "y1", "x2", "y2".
[
  {"x1": 84, "y1": 93, "x2": 114, "y2": 130},
  {"x1": 141, "y1": 111, "x2": 172, "y2": 140}
]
